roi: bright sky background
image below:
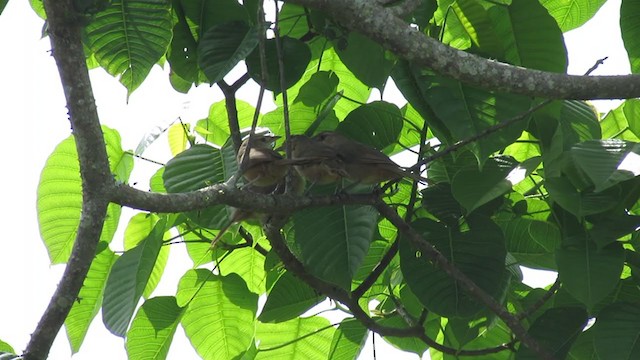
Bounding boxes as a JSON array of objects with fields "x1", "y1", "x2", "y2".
[{"x1": 0, "y1": 0, "x2": 631, "y2": 359}]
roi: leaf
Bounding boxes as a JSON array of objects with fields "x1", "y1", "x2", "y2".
[
  {"x1": 334, "y1": 32, "x2": 395, "y2": 89},
  {"x1": 256, "y1": 316, "x2": 335, "y2": 359},
  {"x1": 421, "y1": 183, "x2": 463, "y2": 225},
  {"x1": 180, "y1": 0, "x2": 248, "y2": 37},
  {"x1": 621, "y1": 0, "x2": 640, "y2": 73},
  {"x1": 37, "y1": 126, "x2": 129, "y2": 264},
  {"x1": 556, "y1": 242, "x2": 625, "y2": 309},
  {"x1": 125, "y1": 296, "x2": 184, "y2": 360},
  {"x1": 246, "y1": 37, "x2": 311, "y2": 93},
  {"x1": 572, "y1": 139, "x2": 640, "y2": 192},
  {"x1": 178, "y1": 270, "x2": 258, "y2": 360},
  {"x1": 451, "y1": 156, "x2": 519, "y2": 213},
  {"x1": 84, "y1": 0, "x2": 172, "y2": 95},
  {"x1": 546, "y1": 176, "x2": 622, "y2": 217},
  {"x1": 489, "y1": 0, "x2": 567, "y2": 72},
  {"x1": 0, "y1": 340, "x2": 14, "y2": 354},
  {"x1": 168, "y1": 122, "x2": 190, "y2": 156},
  {"x1": 335, "y1": 101, "x2": 403, "y2": 152},
  {"x1": 293, "y1": 205, "x2": 378, "y2": 289},
  {"x1": 278, "y1": 3, "x2": 310, "y2": 39},
  {"x1": 167, "y1": 4, "x2": 200, "y2": 84},
  {"x1": 540, "y1": 0, "x2": 606, "y2": 32},
  {"x1": 220, "y1": 245, "x2": 268, "y2": 295},
  {"x1": 452, "y1": 0, "x2": 503, "y2": 58},
  {"x1": 499, "y1": 218, "x2": 561, "y2": 270},
  {"x1": 64, "y1": 242, "x2": 117, "y2": 353},
  {"x1": 102, "y1": 219, "x2": 166, "y2": 337},
  {"x1": 515, "y1": 307, "x2": 588, "y2": 360},
  {"x1": 400, "y1": 216, "x2": 507, "y2": 317},
  {"x1": 593, "y1": 302, "x2": 640, "y2": 358},
  {"x1": 258, "y1": 271, "x2": 324, "y2": 323},
  {"x1": 294, "y1": 71, "x2": 339, "y2": 107},
  {"x1": 195, "y1": 100, "x2": 258, "y2": 146},
  {"x1": 327, "y1": 318, "x2": 368, "y2": 360},
  {"x1": 601, "y1": 99, "x2": 640, "y2": 141},
  {"x1": 198, "y1": 21, "x2": 261, "y2": 83}
]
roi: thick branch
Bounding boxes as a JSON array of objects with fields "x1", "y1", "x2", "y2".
[
  {"x1": 374, "y1": 202, "x2": 554, "y2": 359},
  {"x1": 287, "y1": 0, "x2": 640, "y2": 100},
  {"x1": 25, "y1": 1, "x2": 114, "y2": 359}
]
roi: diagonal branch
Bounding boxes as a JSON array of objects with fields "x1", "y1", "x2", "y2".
[
  {"x1": 24, "y1": 1, "x2": 115, "y2": 359},
  {"x1": 287, "y1": 0, "x2": 640, "y2": 100}
]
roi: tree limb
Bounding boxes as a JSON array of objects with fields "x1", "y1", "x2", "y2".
[
  {"x1": 24, "y1": 1, "x2": 113, "y2": 359},
  {"x1": 287, "y1": 0, "x2": 640, "y2": 100}
]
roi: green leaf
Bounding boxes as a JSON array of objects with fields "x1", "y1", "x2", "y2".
[
  {"x1": 195, "y1": 100, "x2": 258, "y2": 146},
  {"x1": 178, "y1": 270, "x2": 258, "y2": 360},
  {"x1": 452, "y1": 0, "x2": 503, "y2": 58},
  {"x1": 516, "y1": 307, "x2": 588, "y2": 359},
  {"x1": 293, "y1": 205, "x2": 378, "y2": 289},
  {"x1": 294, "y1": 71, "x2": 339, "y2": 107},
  {"x1": 256, "y1": 316, "x2": 335, "y2": 359},
  {"x1": 335, "y1": 101, "x2": 403, "y2": 152},
  {"x1": 567, "y1": 327, "x2": 597, "y2": 360},
  {"x1": 85, "y1": 0, "x2": 172, "y2": 95},
  {"x1": 259, "y1": 271, "x2": 324, "y2": 323},
  {"x1": 198, "y1": 21, "x2": 261, "y2": 84},
  {"x1": 421, "y1": 183, "x2": 463, "y2": 225},
  {"x1": 489, "y1": 0, "x2": 567, "y2": 72},
  {"x1": 220, "y1": 245, "x2": 267, "y2": 295},
  {"x1": 379, "y1": 316, "x2": 429, "y2": 355},
  {"x1": 0, "y1": 0, "x2": 8, "y2": 15},
  {"x1": 167, "y1": 5, "x2": 200, "y2": 84},
  {"x1": 499, "y1": 218, "x2": 561, "y2": 270},
  {"x1": 400, "y1": 216, "x2": 507, "y2": 317},
  {"x1": 556, "y1": 242, "x2": 625, "y2": 309},
  {"x1": 246, "y1": 37, "x2": 311, "y2": 93},
  {"x1": 260, "y1": 101, "x2": 339, "y2": 137},
  {"x1": 572, "y1": 140, "x2": 640, "y2": 192},
  {"x1": 179, "y1": 0, "x2": 248, "y2": 37},
  {"x1": 278, "y1": 3, "x2": 310, "y2": 39},
  {"x1": 601, "y1": 99, "x2": 640, "y2": 141},
  {"x1": 334, "y1": 32, "x2": 395, "y2": 89},
  {"x1": 0, "y1": 340, "x2": 15, "y2": 354},
  {"x1": 125, "y1": 296, "x2": 184, "y2": 360},
  {"x1": 451, "y1": 156, "x2": 519, "y2": 213},
  {"x1": 37, "y1": 126, "x2": 128, "y2": 264},
  {"x1": 327, "y1": 318, "x2": 367, "y2": 360},
  {"x1": 65, "y1": 242, "x2": 117, "y2": 353},
  {"x1": 621, "y1": 0, "x2": 640, "y2": 73},
  {"x1": 546, "y1": 176, "x2": 622, "y2": 217},
  {"x1": 593, "y1": 302, "x2": 640, "y2": 358},
  {"x1": 540, "y1": 0, "x2": 606, "y2": 32},
  {"x1": 102, "y1": 219, "x2": 166, "y2": 337}
]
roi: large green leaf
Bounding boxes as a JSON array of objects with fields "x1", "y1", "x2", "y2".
[
  {"x1": 163, "y1": 144, "x2": 235, "y2": 229},
  {"x1": 400, "y1": 216, "x2": 507, "y2": 317},
  {"x1": 540, "y1": 0, "x2": 606, "y2": 32},
  {"x1": 178, "y1": 269, "x2": 258, "y2": 360},
  {"x1": 335, "y1": 101, "x2": 403, "y2": 152},
  {"x1": 572, "y1": 140, "x2": 640, "y2": 192},
  {"x1": 258, "y1": 271, "x2": 324, "y2": 323},
  {"x1": 621, "y1": 0, "x2": 640, "y2": 73},
  {"x1": 102, "y1": 219, "x2": 166, "y2": 337},
  {"x1": 195, "y1": 100, "x2": 258, "y2": 146},
  {"x1": 593, "y1": 302, "x2": 640, "y2": 358},
  {"x1": 179, "y1": 0, "x2": 248, "y2": 38},
  {"x1": 452, "y1": 0, "x2": 503, "y2": 58},
  {"x1": 516, "y1": 307, "x2": 588, "y2": 359},
  {"x1": 293, "y1": 205, "x2": 378, "y2": 289},
  {"x1": 278, "y1": 3, "x2": 310, "y2": 39},
  {"x1": 246, "y1": 37, "x2": 311, "y2": 93},
  {"x1": 167, "y1": 3, "x2": 200, "y2": 85},
  {"x1": 65, "y1": 242, "x2": 117, "y2": 353},
  {"x1": 125, "y1": 296, "x2": 184, "y2": 360},
  {"x1": 601, "y1": 99, "x2": 640, "y2": 141},
  {"x1": 499, "y1": 218, "x2": 561, "y2": 270},
  {"x1": 546, "y1": 176, "x2": 622, "y2": 217},
  {"x1": 556, "y1": 242, "x2": 624, "y2": 309},
  {"x1": 294, "y1": 71, "x2": 339, "y2": 107},
  {"x1": 256, "y1": 316, "x2": 335, "y2": 359},
  {"x1": 219, "y1": 245, "x2": 267, "y2": 295},
  {"x1": 489, "y1": 0, "x2": 567, "y2": 72},
  {"x1": 334, "y1": 32, "x2": 395, "y2": 89},
  {"x1": 327, "y1": 318, "x2": 368, "y2": 360},
  {"x1": 37, "y1": 126, "x2": 130, "y2": 264},
  {"x1": 198, "y1": 21, "x2": 261, "y2": 84},
  {"x1": 84, "y1": 0, "x2": 172, "y2": 94}
]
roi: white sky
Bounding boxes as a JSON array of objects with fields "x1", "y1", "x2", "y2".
[{"x1": 0, "y1": 0, "x2": 630, "y2": 359}]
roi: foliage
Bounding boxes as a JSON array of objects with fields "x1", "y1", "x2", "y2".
[{"x1": 16, "y1": 0, "x2": 640, "y2": 359}]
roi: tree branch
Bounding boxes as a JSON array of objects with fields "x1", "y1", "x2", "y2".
[
  {"x1": 287, "y1": 0, "x2": 640, "y2": 100},
  {"x1": 24, "y1": 1, "x2": 114, "y2": 359},
  {"x1": 217, "y1": 73, "x2": 251, "y2": 151}
]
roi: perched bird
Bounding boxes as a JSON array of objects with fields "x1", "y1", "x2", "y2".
[
  {"x1": 286, "y1": 134, "x2": 347, "y2": 186},
  {"x1": 236, "y1": 134, "x2": 291, "y2": 188},
  {"x1": 313, "y1": 131, "x2": 428, "y2": 185}
]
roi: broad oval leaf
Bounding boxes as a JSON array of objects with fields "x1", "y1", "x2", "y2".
[
  {"x1": 334, "y1": 32, "x2": 395, "y2": 89},
  {"x1": 246, "y1": 37, "x2": 311, "y2": 93},
  {"x1": 593, "y1": 302, "x2": 640, "y2": 359},
  {"x1": 37, "y1": 126, "x2": 129, "y2": 264},
  {"x1": 256, "y1": 316, "x2": 335, "y2": 359},
  {"x1": 336, "y1": 101, "x2": 403, "y2": 152},
  {"x1": 621, "y1": 0, "x2": 640, "y2": 73},
  {"x1": 498, "y1": 218, "x2": 561, "y2": 270},
  {"x1": 327, "y1": 318, "x2": 368, "y2": 360},
  {"x1": 294, "y1": 71, "x2": 340, "y2": 107},
  {"x1": 178, "y1": 269, "x2": 258, "y2": 360},
  {"x1": 601, "y1": 99, "x2": 640, "y2": 141},
  {"x1": 85, "y1": 0, "x2": 172, "y2": 94},
  {"x1": 258, "y1": 271, "x2": 324, "y2": 323},
  {"x1": 572, "y1": 139, "x2": 640, "y2": 192},
  {"x1": 400, "y1": 216, "x2": 507, "y2": 317},
  {"x1": 198, "y1": 21, "x2": 261, "y2": 84},
  {"x1": 102, "y1": 219, "x2": 166, "y2": 337},
  {"x1": 540, "y1": 0, "x2": 606, "y2": 32},
  {"x1": 125, "y1": 296, "x2": 184, "y2": 360}
]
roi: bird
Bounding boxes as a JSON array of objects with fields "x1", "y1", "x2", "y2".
[
  {"x1": 313, "y1": 131, "x2": 428, "y2": 185},
  {"x1": 285, "y1": 134, "x2": 348, "y2": 186},
  {"x1": 236, "y1": 134, "x2": 292, "y2": 188}
]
